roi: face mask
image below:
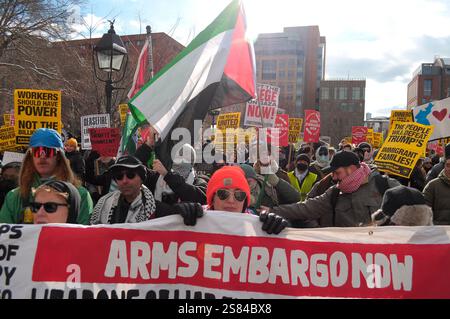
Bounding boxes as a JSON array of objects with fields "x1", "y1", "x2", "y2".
[{"x1": 297, "y1": 163, "x2": 308, "y2": 172}]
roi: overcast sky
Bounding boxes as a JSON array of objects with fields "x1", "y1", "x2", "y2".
[{"x1": 73, "y1": 0, "x2": 450, "y2": 116}]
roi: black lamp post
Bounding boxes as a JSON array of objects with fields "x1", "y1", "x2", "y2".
[{"x1": 93, "y1": 20, "x2": 128, "y2": 116}]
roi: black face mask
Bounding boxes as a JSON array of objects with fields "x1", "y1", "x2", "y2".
[{"x1": 297, "y1": 163, "x2": 308, "y2": 172}]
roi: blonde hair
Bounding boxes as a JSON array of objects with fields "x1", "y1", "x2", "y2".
[{"x1": 19, "y1": 150, "x2": 81, "y2": 199}]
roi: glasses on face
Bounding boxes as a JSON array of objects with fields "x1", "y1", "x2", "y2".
[
  {"x1": 30, "y1": 202, "x2": 68, "y2": 213},
  {"x1": 362, "y1": 149, "x2": 371, "y2": 153},
  {"x1": 113, "y1": 170, "x2": 137, "y2": 181},
  {"x1": 216, "y1": 189, "x2": 247, "y2": 202},
  {"x1": 32, "y1": 147, "x2": 57, "y2": 158}
]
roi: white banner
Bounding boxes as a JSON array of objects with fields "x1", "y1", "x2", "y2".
[
  {"x1": 2, "y1": 151, "x2": 25, "y2": 165},
  {"x1": 2, "y1": 212, "x2": 450, "y2": 299},
  {"x1": 244, "y1": 84, "x2": 279, "y2": 127},
  {"x1": 413, "y1": 97, "x2": 450, "y2": 141},
  {"x1": 80, "y1": 114, "x2": 111, "y2": 150}
]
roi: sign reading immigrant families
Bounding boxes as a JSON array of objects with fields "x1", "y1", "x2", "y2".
[
  {"x1": 14, "y1": 89, "x2": 61, "y2": 145},
  {"x1": 2, "y1": 212, "x2": 450, "y2": 299},
  {"x1": 303, "y1": 110, "x2": 320, "y2": 143},
  {"x1": 374, "y1": 122, "x2": 433, "y2": 178},
  {"x1": 244, "y1": 84, "x2": 279, "y2": 127},
  {"x1": 81, "y1": 114, "x2": 111, "y2": 150},
  {"x1": 88, "y1": 127, "x2": 121, "y2": 157}
]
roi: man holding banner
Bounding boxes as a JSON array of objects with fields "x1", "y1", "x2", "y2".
[{"x1": 270, "y1": 151, "x2": 400, "y2": 227}]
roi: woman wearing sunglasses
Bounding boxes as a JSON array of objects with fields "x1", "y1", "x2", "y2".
[
  {"x1": 31, "y1": 180, "x2": 81, "y2": 224},
  {"x1": 204, "y1": 166, "x2": 289, "y2": 234},
  {"x1": 0, "y1": 128, "x2": 93, "y2": 225}
]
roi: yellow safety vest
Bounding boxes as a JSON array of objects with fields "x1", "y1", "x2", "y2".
[{"x1": 288, "y1": 171, "x2": 318, "y2": 201}]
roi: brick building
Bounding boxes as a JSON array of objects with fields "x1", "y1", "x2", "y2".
[
  {"x1": 254, "y1": 26, "x2": 326, "y2": 117},
  {"x1": 407, "y1": 57, "x2": 450, "y2": 109},
  {"x1": 319, "y1": 79, "x2": 366, "y2": 146}
]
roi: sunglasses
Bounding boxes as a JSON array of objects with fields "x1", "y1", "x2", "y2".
[
  {"x1": 30, "y1": 202, "x2": 68, "y2": 213},
  {"x1": 113, "y1": 171, "x2": 137, "y2": 181},
  {"x1": 216, "y1": 189, "x2": 247, "y2": 202},
  {"x1": 32, "y1": 147, "x2": 57, "y2": 158}
]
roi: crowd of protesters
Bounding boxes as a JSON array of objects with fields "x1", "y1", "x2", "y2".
[{"x1": 0, "y1": 128, "x2": 450, "y2": 232}]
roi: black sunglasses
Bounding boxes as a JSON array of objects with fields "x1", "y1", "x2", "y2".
[
  {"x1": 30, "y1": 202, "x2": 68, "y2": 213},
  {"x1": 216, "y1": 189, "x2": 247, "y2": 202},
  {"x1": 113, "y1": 171, "x2": 137, "y2": 181}
]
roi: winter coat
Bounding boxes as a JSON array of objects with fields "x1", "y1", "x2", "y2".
[
  {"x1": 425, "y1": 161, "x2": 444, "y2": 185},
  {"x1": 423, "y1": 170, "x2": 450, "y2": 225},
  {"x1": 251, "y1": 174, "x2": 301, "y2": 210},
  {"x1": 155, "y1": 171, "x2": 208, "y2": 205},
  {"x1": 84, "y1": 151, "x2": 115, "y2": 199},
  {"x1": 272, "y1": 170, "x2": 401, "y2": 227},
  {"x1": 0, "y1": 175, "x2": 93, "y2": 225},
  {"x1": 65, "y1": 151, "x2": 85, "y2": 180}
]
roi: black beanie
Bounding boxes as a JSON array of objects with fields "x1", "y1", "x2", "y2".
[
  {"x1": 296, "y1": 154, "x2": 311, "y2": 165},
  {"x1": 330, "y1": 151, "x2": 360, "y2": 171},
  {"x1": 381, "y1": 185, "x2": 426, "y2": 217},
  {"x1": 40, "y1": 180, "x2": 81, "y2": 224}
]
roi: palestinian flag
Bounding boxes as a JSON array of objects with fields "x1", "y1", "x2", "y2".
[{"x1": 128, "y1": 0, "x2": 256, "y2": 167}]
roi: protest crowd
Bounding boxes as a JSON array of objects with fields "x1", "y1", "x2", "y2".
[{"x1": 2, "y1": 0, "x2": 450, "y2": 300}]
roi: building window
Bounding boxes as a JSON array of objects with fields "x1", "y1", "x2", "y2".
[
  {"x1": 279, "y1": 60, "x2": 286, "y2": 69},
  {"x1": 136, "y1": 40, "x2": 143, "y2": 46},
  {"x1": 352, "y1": 87, "x2": 361, "y2": 100},
  {"x1": 287, "y1": 84, "x2": 293, "y2": 93},
  {"x1": 288, "y1": 59, "x2": 296, "y2": 68},
  {"x1": 278, "y1": 70, "x2": 286, "y2": 79},
  {"x1": 339, "y1": 87, "x2": 347, "y2": 100},
  {"x1": 321, "y1": 87, "x2": 329, "y2": 100},
  {"x1": 262, "y1": 60, "x2": 277, "y2": 80},
  {"x1": 288, "y1": 70, "x2": 295, "y2": 80},
  {"x1": 424, "y1": 79, "x2": 432, "y2": 96}
]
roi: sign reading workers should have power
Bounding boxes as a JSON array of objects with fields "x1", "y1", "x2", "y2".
[{"x1": 14, "y1": 89, "x2": 61, "y2": 145}]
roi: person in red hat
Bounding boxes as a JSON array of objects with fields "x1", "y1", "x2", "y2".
[{"x1": 204, "y1": 166, "x2": 289, "y2": 234}]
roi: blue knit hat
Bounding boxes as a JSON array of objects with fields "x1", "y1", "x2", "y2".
[{"x1": 29, "y1": 128, "x2": 64, "y2": 149}]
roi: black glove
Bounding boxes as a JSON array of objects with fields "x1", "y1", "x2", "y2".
[
  {"x1": 174, "y1": 202, "x2": 204, "y2": 226},
  {"x1": 259, "y1": 211, "x2": 289, "y2": 235}
]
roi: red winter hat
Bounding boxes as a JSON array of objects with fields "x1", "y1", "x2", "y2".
[{"x1": 206, "y1": 166, "x2": 250, "y2": 207}]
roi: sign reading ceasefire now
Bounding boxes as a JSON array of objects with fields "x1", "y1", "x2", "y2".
[{"x1": 14, "y1": 89, "x2": 61, "y2": 145}]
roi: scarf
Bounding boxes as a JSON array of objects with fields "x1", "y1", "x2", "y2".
[
  {"x1": 337, "y1": 162, "x2": 372, "y2": 194},
  {"x1": 91, "y1": 185, "x2": 156, "y2": 224}
]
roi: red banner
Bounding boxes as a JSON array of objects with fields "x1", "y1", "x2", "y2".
[
  {"x1": 352, "y1": 126, "x2": 368, "y2": 145},
  {"x1": 267, "y1": 114, "x2": 289, "y2": 147},
  {"x1": 89, "y1": 128, "x2": 121, "y2": 157},
  {"x1": 31, "y1": 225, "x2": 450, "y2": 299},
  {"x1": 303, "y1": 110, "x2": 320, "y2": 143}
]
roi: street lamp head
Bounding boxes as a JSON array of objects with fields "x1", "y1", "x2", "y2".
[{"x1": 94, "y1": 20, "x2": 128, "y2": 72}]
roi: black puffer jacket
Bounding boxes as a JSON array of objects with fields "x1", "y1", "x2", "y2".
[{"x1": 65, "y1": 151, "x2": 85, "y2": 180}]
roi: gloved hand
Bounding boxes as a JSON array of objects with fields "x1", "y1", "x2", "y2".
[
  {"x1": 174, "y1": 202, "x2": 204, "y2": 226},
  {"x1": 259, "y1": 210, "x2": 289, "y2": 235}
]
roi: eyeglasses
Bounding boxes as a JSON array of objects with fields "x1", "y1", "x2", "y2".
[
  {"x1": 216, "y1": 189, "x2": 247, "y2": 202},
  {"x1": 113, "y1": 171, "x2": 137, "y2": 181},
  {"x1": 362, "y1": 149, "x2": 371, "y2": 153},
  {"x1": 32, "y1": 147, "x2": 57, "y2": 158},
  {"x1": 30, "y1": 202, "x2": 68, "y2": 213}
]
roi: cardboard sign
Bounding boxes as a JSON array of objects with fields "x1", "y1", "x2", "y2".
[
  {"x1": 366, "y1": 128, "x2": 374, "y2": 145},
  {"x1": 413, "y1": 98, "x2": 450, "y2": 141},
  {"x1": 373, "y1": 132, "x2": 383, "y2": 148},
  {"x1": 2, "y1": 151, "x2": 25, "y2": 165},
  {"x1": 216, "y1": 112, "x2": 241, "y2": 131},
  {"x1": 0, "y1": 125, "x2": 17, "y2": 151},
  {"x1": 3, "y1": 114, "x2": 11, "y2": 127},
  {"x1": 268, "y1": 114, "x2": 289, "y2": 147},
  {"x1": 3, "y1": 213, "x2": 450, "y2": 299},
  {"x1": 352, "y1": 126, "x2": 368, "y2": 146},
  {"x1": 374, "y1": 122, "x2": 433, "y2": 178},
  {"x1": 14, "y1": 89, "x2": 61, "y2": 145},
  {"x1": 119, "y1": 104, "x2": 129, "y2": 126},
  {"x1": 88, "y1": 128, "x2": 121, "y2": 157},
  {"x1": 81, "y1": 114, "x2": 111, "y2": 150},
  {"x1": 288, "y1": 118, "x2": 303, "y2": 144},
  {"x1": 303, "y1": 110, "x2": 320, "y2": 143},
  {"x1": 390, "y1": 110, "x2": 413, "y2": 130},
  {"x1": 244, "y1": 84, "x2": 280, "y2": 127}
]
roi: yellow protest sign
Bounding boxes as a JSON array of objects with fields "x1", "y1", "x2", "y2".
[
  {"x1": 14, "y1": 89, "x2": 61, "y2": 145},
  {"x1": 288, "y1": 118, "x2": 303, "y2": 143},
  {"x1": 119, "y1": 104, "x2": 128, "y2": 126},
  {"x1": 389, "y1": 110, "x2": 413, "y2": 131},
  {"x1": 366, "y1": 128, "x2": 374, "y2": 146},
  {"x1": 216, "y1": 112, "x2": 241, "y2": 131},
  {"x1": 0, "y1": 125, "x2": 16, "y2": 151},
  {"x1": 3, "y1": 114, "x2": 11, "y2": 127},
  {"x1": 373, "y1": 132, "x2": 383, "y2": 148},
  {"x1": 374, "y1": 121, "x2": 433, "y2": 178}
]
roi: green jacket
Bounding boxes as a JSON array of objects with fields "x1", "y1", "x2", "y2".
[{"x1": 0, "y1": 176, "x2": 93, "y2": 225}]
